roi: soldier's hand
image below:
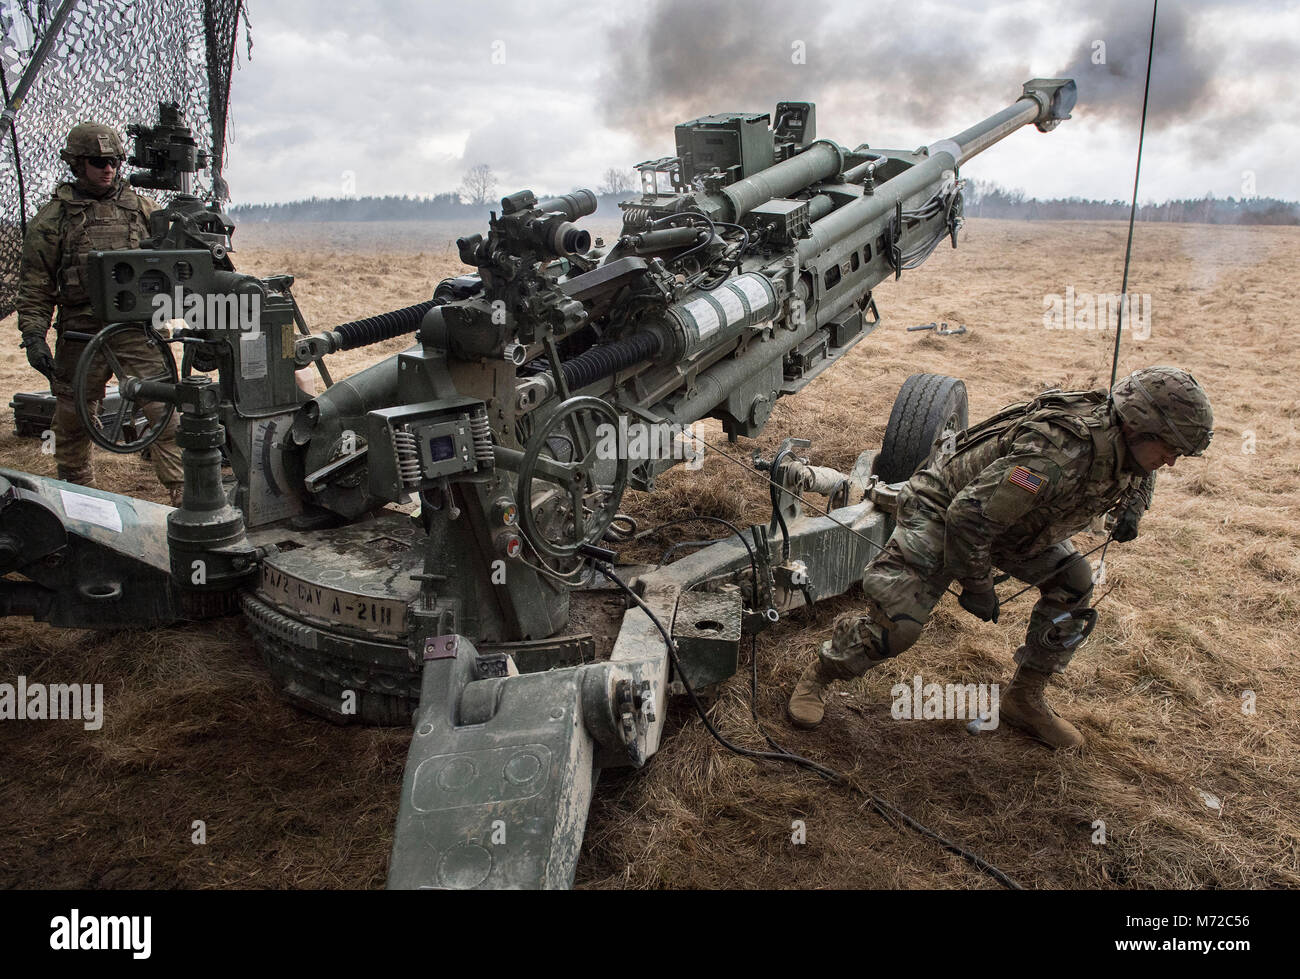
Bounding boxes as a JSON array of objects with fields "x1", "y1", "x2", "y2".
[
  {"x1": 958, "y1": 579, "x2": 1000, "y2": 623},
  {"x1": 21, "y1": 333, "x2": 56, "y2": 381},
  {"x1": 1112, "y1": 509, "x2": 1141, "y2": 543}
]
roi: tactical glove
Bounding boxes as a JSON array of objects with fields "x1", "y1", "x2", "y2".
[
  {"x1": 958, "y1": 579, "x2": 1000, "y2": 623},
  {"x1": 1112, "y1": 508, "x2": 1141, "y2": 543},
  {"x1": 21, "y1": 332, "x2": 55, "y2": 381}
]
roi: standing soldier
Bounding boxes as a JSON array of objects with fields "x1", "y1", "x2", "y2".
[
  {"x1": 787, "y1": 367, "x2": 1214, "y2": 749},
  {"x1": 15, "y1": 122, "x2": 184, "y2": 505}
]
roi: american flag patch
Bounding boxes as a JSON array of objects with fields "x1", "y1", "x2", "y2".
[{"x1": 1007, "y1": 466, "x2": 1046, "y2": 494}]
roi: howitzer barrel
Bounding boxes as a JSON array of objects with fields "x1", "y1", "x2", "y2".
[
  {"x1": 795, "y1": 78, "x2": 1074, "y2": 264},
  {"x1": 943, "y1": 100, "x2": 1038, "y2": 165},
  {"x1": 795, "y1": 148, "x2": 951, "y2": 264},
  {"x1": 936, "y1": 77, "x2": 1077, "y2": 166}
]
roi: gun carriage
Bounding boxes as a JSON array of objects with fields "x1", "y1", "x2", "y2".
[{"x1": 0, "y1": 79, "x2": 1076, "y2": 888}]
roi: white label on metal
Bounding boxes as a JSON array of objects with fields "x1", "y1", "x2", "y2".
[
  {"x1": 240, "y1": 333, "x2": 268, "y2": 379},
  {"x1": 60, "y1": 490, "x2": 122, "y2": 532},
  {"x1": 733, "y1": 275, "x2": 771, "y2": 314},
  {"x1": 684, "y1": 297, "x2": 720, "y2": 340},
  {"x1": 260, "y1": 564, "x2": 407, "y2": 636},
  {"x1": 714, "y1": 286, "x2": 745, "y2": 324}
]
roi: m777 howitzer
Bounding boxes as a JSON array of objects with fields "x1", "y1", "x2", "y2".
[{"x1": 0, "y1": 79, "x2": 1076, "y2": 888}]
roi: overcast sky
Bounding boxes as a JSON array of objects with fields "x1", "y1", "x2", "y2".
[{"x1": 223, "y1": 0, "x2": 1300, "y2": 205}]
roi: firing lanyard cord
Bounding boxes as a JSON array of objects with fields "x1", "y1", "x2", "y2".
[
  {"x1": 1097, "y1": 0, "x2": 1159, "y2": 579},
  {"x1": 1110, "y1": 0, "x2": 1158, "y2": 393},
  {"x1": 1097, "y1": 0, "x2": 1159, "y2": 581}
]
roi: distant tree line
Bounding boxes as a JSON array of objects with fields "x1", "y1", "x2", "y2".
[
  {"x1": 964, "y1": 180, "x2": 1299, "y2": 225},
  {"x1": 227, "y1": 168, "x2": 1298, "y2": 226},
  {"x1": 229, "y1": 164, "x2": 639, "y2": 222},
  {"x1": 228, "y1": 190, "x2": 639, "y2": 223}
]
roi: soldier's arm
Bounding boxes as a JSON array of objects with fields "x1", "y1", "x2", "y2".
[
  {"x1": 942, "y1": 430, "x2": 1087, "y2": 583},
  {"x1": 15, "y1": 203, "x2": 64, "y2": 339},
  {"x1": 1110, "y1": 472, "x2": 1155, "y2": 542},
  {"x1": 1126, "y1": 472, "x2": 1156, "y2": 513}
]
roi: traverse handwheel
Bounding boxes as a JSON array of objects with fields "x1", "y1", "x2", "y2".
[
  {"x1": 517, "y1": 396, "x2": 628, "y2": 560},
  {"x1": 72, "y1": 322, "x2": 179, "y2": 454}
]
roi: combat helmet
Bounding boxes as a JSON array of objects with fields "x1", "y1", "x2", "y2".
[
  {"x1": 1111, "y1": 366, "x2": 1213, "y2": 456},
  {"x1": 60, "y1": 122, "x2": 125, "y2": 165}
]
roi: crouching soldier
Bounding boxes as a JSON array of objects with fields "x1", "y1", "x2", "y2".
[{"x1": 787, "y1": 366, "x2": 1213, "y2": 749}]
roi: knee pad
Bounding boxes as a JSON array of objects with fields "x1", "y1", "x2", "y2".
[
  {"x1": 1043, "y1": 552, "x2": 1095, "y2": 606},
  {"x1": 836, "y1": 600, "x2": 922, "y2": 660}
]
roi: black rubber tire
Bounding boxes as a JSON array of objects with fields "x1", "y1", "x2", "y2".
[{"x1": 876, "y1": 373, "x2": 969, "y2": 483}]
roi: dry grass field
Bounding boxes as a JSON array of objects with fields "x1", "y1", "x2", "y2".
[{"x1": 1, "y1": 217, "x2": 1297, "y2": 889}]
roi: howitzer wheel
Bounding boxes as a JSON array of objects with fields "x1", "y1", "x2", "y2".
[
  {"x1": 73, "y1": 323, "x2": 178, "y2": 454},
  {"x1": 877, "y1": 373, "x2": 968, "y2": 483},
  {"x1": 518, "y1": 396, "x2": 628, "y2": 561}
]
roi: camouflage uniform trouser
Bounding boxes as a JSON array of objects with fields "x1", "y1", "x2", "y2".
[
  {"x1": 50, "y1": 325, "x2": 183, "y2": 493},
  {"x1": 821, "y1": 488, "x2": 1095, "y2": 679}
]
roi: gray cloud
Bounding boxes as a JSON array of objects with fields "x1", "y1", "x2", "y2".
[
  {"x1": 1061, "y1": 1, "x2": 1213, "y2": 124},
  {"x1": 219, "y1": 0, "x2": 1298, "y2": 205}
]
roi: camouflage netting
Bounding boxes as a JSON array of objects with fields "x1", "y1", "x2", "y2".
[{"x1": 0, "y1": 0, "x2": 248, "y2": 320}]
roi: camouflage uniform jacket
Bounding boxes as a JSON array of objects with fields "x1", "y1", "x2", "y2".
[
  {"x1": 907, "y1": 389, "x2": 1156, "y2": 583},
  {"x1": 15, "y1": 180, "x2": 156, "y2": 338}
]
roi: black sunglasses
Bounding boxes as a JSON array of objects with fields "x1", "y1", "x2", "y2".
[{"x1": 85, "y1": 156, "x2": 121, "y2": 169}]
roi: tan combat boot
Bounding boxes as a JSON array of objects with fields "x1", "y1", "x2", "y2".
[
  {"x1": 788, "y1": 652, "x2": 833, "y2": 729},
  {"x1": 999, "y1": 660, "x2": 1084, "y2": 750},
  {"x1": 168, "y1": 485, "x2": 185, "y2": 508},
  {"x1": 57, "y1": 466, "x2": 97, "y2": 489}
]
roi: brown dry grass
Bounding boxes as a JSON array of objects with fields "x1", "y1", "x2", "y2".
[{"x1": 2, "y1": 217, "x2": 1297, "y2": 889}]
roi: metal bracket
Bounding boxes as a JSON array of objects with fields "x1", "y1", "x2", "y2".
[{"x1": 424, "y1": 634, "x2": 459, "y2": 660}]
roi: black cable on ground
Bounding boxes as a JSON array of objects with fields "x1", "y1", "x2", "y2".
[{"x1": 597, "y1": 562, "x2": 1024, "y2": 890}]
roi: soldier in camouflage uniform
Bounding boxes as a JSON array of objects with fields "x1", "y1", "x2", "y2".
[
  {"x1": 788, "y1": 367, "x2": 1214, "y2": 749},
  {"x1": 16, "y1": 122, "x2": 184, "y2": 505}
]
